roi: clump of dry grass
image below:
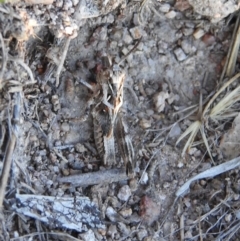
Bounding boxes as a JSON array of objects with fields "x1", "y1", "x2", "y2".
[{"x1": 176, "y1": 72, "x2": 240, "y2": 162}]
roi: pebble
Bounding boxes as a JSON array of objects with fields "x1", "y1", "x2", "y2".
[
  {"x1": 174, "y1": 47, "x2": 187, "y2": 61},
  {"x1": 144, "y1": 237, "x2": 157, "y2": 241},
  {"x1": 75, "y1": 143, "x2": 87, "y2": 153},
  {"x1": 146, "y1": 109, "x2": 154, "y2": 116},
  {"x1": 119, "y1": 208, "x2": 132, "y2": 218},
  {"x1": 110, "y1": 40, "x2": 117, "y2": 49},
  {"x1": 117, "y1": 185, "x2": 131, "y2": 201},
  {"x1": 140, "y1": 196, "x2": 160, "y2": 224},
  {"x1": 61, "y1": 122, "x2": 70, "y2": 132},
  {"x1": 163, "y1": 222, "x2": 171, "y2": 237},
  {"x1": 165, "y1": 10, "x2": 176, "y2": 19},
  {"x1": 123, "y1": 32, "x2": 133, "y2": 44},
  {"x1": 137, "y1": 229, "x2": 148, "y2": 240},
  {"x1": 183, "y1": 27, "x2": 194, "y2": 36},
  {"x1": 181, "y1": 39, "x2": 197, "y2": 54},
  {"x1": 169, "y1": 122, "x2": 181, "y2": 138},
  {"x1": 177, "y1": 161, "x2": 184, "y2": 168},
  {"x1": 133, "y1": 13, "x2": 140, "y2": 25},
  {"x1": 202, "y1": 33, "x2": 215, "y2": 46},
  {"x1": 235, "y1": 210, "x2": 240, "y2": 219},
  {"x1": 80, "y1": 230, "x2": 96, "y2": 241},
  {"x1": 154, "y1": 91, "x2": 169, "y2": 113},
  {"x1": 139, "y1": 172, "x2": 148, "y2": 184},
  {"x1": 129, "y1": 178, "x2": 138, "y2": 192},
  {"x1": 106, "y1": 207, "x2": 127, "y2": 223},
  {"x1": 117, "y1": 222, "x2": 130, "y2": 235},
  {"x1": 193, "y1": 28, "x2": 205, "y2": 39},
  {"x1": 106, "y1": 14, "x2": 114, "y2": 24},
  {"x1": 145, "y1": 87, "x2": 155, "y2": 96},
  {"x1": 139, "y1": 119, "x2": 151, "y2": 129},
  {"x1": 51, "y1": 95, "x2": 61, "y2": 111},
  {"x1": 112, "y1": 29, "x2": 122, "y2": 41},
  {"x1": 163, "y1": 182, "x2": 170, "y2": 188},
  {"x1": 159, "y1": 3, "x2": 171, "y2": 13},
  {"x1": 174, "y1": 0, "x2": 191, "y2": 11},
  {"x1": 129, "y1": 26, "x2": 142, "y2": 39},
  {"x1": 107, "y1": 224, "x2": 117, "y2": 239},
  {"x1": 72, "y1": 0, "x2": 79, "y2": 6}
]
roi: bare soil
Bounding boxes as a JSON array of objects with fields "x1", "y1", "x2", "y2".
[{"x1": 1, "y1": 1, "x2": 240, "y2": 241}]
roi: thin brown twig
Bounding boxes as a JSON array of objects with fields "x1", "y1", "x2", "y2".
[{"x1": 55, "y1": 38, "x2": 71, "y2": 87}]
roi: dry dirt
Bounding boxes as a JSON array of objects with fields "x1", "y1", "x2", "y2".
[{"x1": 1, "y1": 0, "x2": 240, "y2": 241}]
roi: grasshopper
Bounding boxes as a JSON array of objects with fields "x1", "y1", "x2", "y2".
[{"x1": 77, "y1": 40, "x2": 141, "y2": 175}]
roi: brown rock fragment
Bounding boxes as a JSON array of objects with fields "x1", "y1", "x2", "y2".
[{"x1": 139, "y1": 196, "x2": 160, "y2": 224}]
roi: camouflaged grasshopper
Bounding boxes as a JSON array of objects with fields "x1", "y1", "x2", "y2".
[{"x1": 78, "y1": 40, "x2": 141, "y2": 175}]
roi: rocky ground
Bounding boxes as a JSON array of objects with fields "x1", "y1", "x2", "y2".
[{"x1": 1, "y1": 0, "x2": 240, "y2": 240}]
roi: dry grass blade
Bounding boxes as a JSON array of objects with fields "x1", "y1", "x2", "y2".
[
  {"x1": 199, "y1": 124, "x2": 214, "y2": 163},
  {"x1": 176, "y1": 120, "x2": 201, "y2": 156},
  {"x1": 218, "y1": 221, "x2": 240, "y2": 241},
  {"x1": 176, "y1": 156, "x2": 240, "y2": 197},
  {"x1": 177, "y1": 73, "x2": 240, "y2": 158},
  {"x1": 226, "y1": 11, "x2": 240, "y2": 77},
  {"x1": 202, "y1": 72, "x2": 240, "y2": 117},
  {"x1": 210, "y1": 85, "x2": 240, "y2": 120}
]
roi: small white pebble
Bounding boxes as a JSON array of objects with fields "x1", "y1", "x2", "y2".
[
  {"x1": 117, "y1": 185, "x2": 131, "y2": 201},
  {"x1": 80, "y1": 230, "x2": 96, "y2": 241},
  {"x1": 174, "y1": 48, "x2": 187, "y2": 61},
  {"x1": 165, "y1": 10, "x2": 176, "y2": 19},
  {"x1": 159, "y1": 3, "x2": 171, "y2": 13},
  {"x1": 139, "y1": 172, "x2": 149, "y2": 184},
  {"x1": 139, "y1": 119, "x2": 151, "y2": 129},
  {"x1": 177, "y1": 162, "x2": 184, "y2": 168}
]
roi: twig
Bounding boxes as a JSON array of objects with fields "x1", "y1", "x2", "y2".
[
  {"x1": 117, "y1": 37, "x2": 142, "y2": 66},
  {"x1": 0, "y1": 93, "x2": 21, "y2": 209},
  {"x1": 10, "y1": 231, "x2": 84, "y2": 241},
  {"x1": 138, "y1": 150, "x2": 159, "y2": 184},
  {"x1": 58, "y1": 168, "x2": 128, "y2": 186},
  {"x1": 55, "y1": 38, "x2": 71, "y2": 87},
  {"x1": 0, "y1": 33, "x2": 7, "y2": 86},
  {"x1": 180, "y1": 207, "x2": 184, "y2": 241},
  {"x1": 8, "y1": 55, "x2": 35, "y2": 84},
  {"x1": 52, "y1": 148, "x2": 69, "y2": 163},
  {"x1": 0, "y1": 6, "x2": 22, "y2": 20}
]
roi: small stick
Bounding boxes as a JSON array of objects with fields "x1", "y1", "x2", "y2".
[
  {"x1": 0, "y1": 93, "x2": 21, "y2": 209},
  {"x1": 180, "y1": 214, "x2": 184, "y2": 241},
  {"x1": 0, "y1": 33, "x2": 7, "y2": 86},
  {"x1": 55, "y1": 38, "x2": 71, "y2": 87},
  {"x1": 138, "y1": 150, "x2": 159, "y2": 184},
  {"x1": 8, "y1": 55, "x2": 35, "y2": 84},
  {"x1": 117, "y1": 37, "x2": 142, "y2": 66},
  {"x1": 58, "y1": 168, "x2": 128, "y2": 186}
]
